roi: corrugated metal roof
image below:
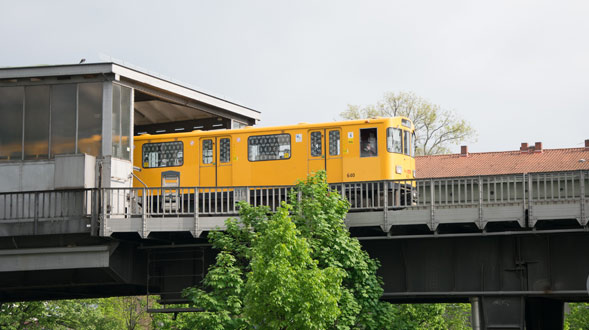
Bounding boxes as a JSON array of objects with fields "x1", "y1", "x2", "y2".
[{"x1": 416, "y1": 146, "x2": 589, "y2": 178}]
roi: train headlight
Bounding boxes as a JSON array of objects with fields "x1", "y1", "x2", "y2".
[
  {"x1": 396, "y1": 165, "x2": 402, "y2": 174},
  {"x1": 413, "y1": 170, "x2": 416, "y2": 178}
]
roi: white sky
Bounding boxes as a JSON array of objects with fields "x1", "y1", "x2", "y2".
[{"x1": 2, "y1": 0, "x2": 588, "y2": 153}]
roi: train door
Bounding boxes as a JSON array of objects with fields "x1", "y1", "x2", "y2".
[
  {"x1": 326, "y1": 129, "x2": 343, "y2": 182},
  {"x1": 307, "y1": 130, "x2": 325, "y2": 174},
  {"x1": 216, "y1": 136, "x2": 232, "y2": 186},
  {"x1": 199, "y1": 138, "x2": 216, "y2": 187}
]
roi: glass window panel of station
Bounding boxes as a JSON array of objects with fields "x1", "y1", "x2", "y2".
[
  {"x1": 120, "y1": 86, "x2": 132, "y2": 160},
  {"x1": 248, "y1": 134, "x2": 291, "y2": 161},
  {"x1": 329, "y1": 130, "x2": 340, "y2": 156},
  {"x1": 51, "y1": 84, "x2": 77, "y2": 156},
  {"x1": 111, "y1": 84, "x2": 121, "y2": 158},
  {"x1": 202, "y1": 139, "x2": 213, "y2": 164},
  {"x1": 77, "y1": 83, "x2": 103, "y2": 157},
  {"x1": 0, "y1": 86, "x2": 24, "y2": 160},
  {"x1": 387, "y1": 128, "x2": 402, "y2": 153},
  {"x1": 360, "y1": 128, "x2": 377, "y2": 157},
  {"x1": 310, "y1": 131, "x2": 322, "y2": 157},
  {"x1": 232, "y1": 121, "x2": 246, "y2": 129},
  {"x1": 219, "y1": 138, "x2": 230, "y2": 163},
  {"x1": 142, "y1": 141, "x2": 183, "y2": 168},
  {"x1": 111, "y1": 84, "x2": 132, "y2": 160},
  {"x1": 24, "y1": 86, "x2": 50, "y2": 160}
]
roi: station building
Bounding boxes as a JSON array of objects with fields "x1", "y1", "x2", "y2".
[{"x1": 0, "y1": 63, "x2": 260, "y2": 192}]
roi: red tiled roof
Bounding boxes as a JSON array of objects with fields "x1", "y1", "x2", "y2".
[{"x1": 416, "y1": 147, "x2": 589, "y2": 178}]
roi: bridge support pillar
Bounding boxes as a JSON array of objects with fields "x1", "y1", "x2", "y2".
[
  {"x1": 478, "y1": 296, "x2": 525, "y2": 329},
  {"x1": 473, "y1": 296, "x2": 564, "y2": 330}
]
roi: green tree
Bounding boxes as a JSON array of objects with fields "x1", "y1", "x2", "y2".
[
  {"x1": 0, "y1": 299, "x2": 105, "y2": 330},
  {"x1": 182, "y1": 171, "x2": 396, "y2": 329},
  {"x1": 98, "y1": 296, "x2": 151, "y2": 330},
  {"x1": 289, "y1": 171, "x2": 394, "y2": 329},
  {"x1": 442, "y1": 303, "x2": 472, "y2": 330},
  {"x1": 245, "y1": 205, "x2": 343, "y2": 329},
  {"x1": 389, "y1": 303, "x2": 446, "y2": 330},
  {"x1": 565, "y1": 302, "x2": 589, "y2": 330},
  {"x1": 341, "y1": 91, "x2": 475, "y2": 155},
  {"x1": 0, "y1": 301, "x2": 50, "y2": 330},
  {"x1": 181, "y1": 206, "x2": 267, "y2": 329}
]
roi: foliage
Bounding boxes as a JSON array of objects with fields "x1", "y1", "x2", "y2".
[
  {"x1": 98, "y1": 296, "x2": 152, "y2": 330},
  {"x1": 388, "y1": 303, "x2": 471, "y2": 330},
  {"x1": 182, "y1": 171, "x2": 395, "y2": 329},
  {"x1": 0, "y1": 299, "x2": 105, "y2": 330},
  {"x1": 565, "y1": 303, "x2": 589, "y2": 330},
  {"x1": 441, "y1": 303, "x2": 472, "y2": 330},
  {"x1": 245, "y1": 206, "x2": 343, "y2": 329},
  {"x1": 289, "y1": 171, "x2": 395, "y2": 329},
  {"x1": 0, "y1": 297, "x2": 155, "y2": 330},
  {"x1": 180, "y1": 205, "x2": 267, "y2": 329},
  {"x1": 389, "y1": 303, "x2": 447, "y2": 330},
  {"x1": 341, "y1": 91, "x2": 475, "y2": 155}
]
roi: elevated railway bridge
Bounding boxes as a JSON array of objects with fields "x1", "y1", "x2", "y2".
[
  {"x1": 1, "y1": 63, "x2": 588, "y2": 329},
  {"x1": 1, "y1": 170, "x2": 588, "y2": 329}
]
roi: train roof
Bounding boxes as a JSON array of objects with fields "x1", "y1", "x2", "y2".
[{"x1": 134, "y1": 117, "x2": 414, "y2": 141}]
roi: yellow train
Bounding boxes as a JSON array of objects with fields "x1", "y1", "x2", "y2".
[{"x1": 133, "y1": 117, "x2": 416, "y2": 190}]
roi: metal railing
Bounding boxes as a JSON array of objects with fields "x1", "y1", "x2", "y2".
[
  {"x1": 103, "y1": 185, "x2": 295, "y2": 217},
  {"x1": 1, "y1": 170, "x2": 587, "y2": 236},
  {"x1": 0, "y1": 189, "x2": 96, "y2": 221},
  {"x1": 101, "y1": 170, "x2": 587, "y2": 216}
]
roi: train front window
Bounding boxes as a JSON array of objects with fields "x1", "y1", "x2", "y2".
[
  {"x1": 142, "y1": 141, "x2": 183, "y2": 168},
  {"x1": 360, "y1": 128, "x2": 377, "y2": 157},
  {"x1": 219, "y1": 138, "x2": 230, "y2": 163},
  {"x1": 202, "y1": 139, "x2": 213, "y2": 164},
  {"x1": 329, "y1": 130, "x2": 340, "y2": 156},
  {"x1": 403, "y1": 130, "x2": 410, "y2": 155},
  {"x1": 248, "y1": 133, "x2": 291, "y2": 161},
  {"x1": 310, "y1": 131, "x2": 322, "y2": 157},
  {"x1": 386, "y1": 128, "x2": 402, "y2": 153},
  {"x1": 411, "y1": 132, "x2": 416, "y2": 157}
]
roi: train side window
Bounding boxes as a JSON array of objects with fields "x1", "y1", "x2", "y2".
[
  {"x1": 142, "y1": 141, "x2": 183, "y2": 168},
  {"x1": 248, "y1": 133, "x2": 291, "y2": 161},
  {"x1": 403, "y1": 130, "x2": 410, "y2": 155},
  {"x1": 219, "y1": 138, "x2": 230, "y2": 163},
  {"x1": 329, "y1": 130, "x2": 340, "y2": 156},
  {"x1": 310, "y1": 131, "x2": 322, "y2": 157},
  {"x1": 202, "y1": 139, "x2": 213, "y2": 164},
  {"x1": 387, "y1": 128, "x2": 402, "y2": 153},
  {"x1": 360, "y1": 128, "x2": 377, "y2": 157}
]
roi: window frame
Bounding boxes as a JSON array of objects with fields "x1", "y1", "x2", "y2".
[
  {"x1": 411, "y1": 132, "x2": 416, "y2": 157},
  {"x1": 403, "y1": 130, "x2": 410, "y2": 156},
  {"x1": 202, "y1": 139, "x2": 214, "y2": 165},
  {"x1": 247, "y1": 133, "x2": 291, "y2": 162},
  {"x1": 328, "y1": 130, "x2": 340, "y2": 156},
  {"x1": 142, "y1": 141, "x2": 184, "y2": 168},
  {"x1": 310, "y1": 131, "x2": 323, "y2": 157},
  {"x1": 359, "y1": 127, "x2": 378, "y2": 158},
  {"x1": 219, "y1": 138, "x2": 231, "y2": 163},
  {"x1": 386, "y1": 127, "x2": 403, "y2": 154}
]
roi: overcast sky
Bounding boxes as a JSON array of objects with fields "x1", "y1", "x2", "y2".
[{"x1": 2, "y1": 0, "x2": 587, "y2": 153}]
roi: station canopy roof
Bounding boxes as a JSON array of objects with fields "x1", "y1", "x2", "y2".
[{"x1": 0, "y1": 62, "x2": 260, "y2": 132}]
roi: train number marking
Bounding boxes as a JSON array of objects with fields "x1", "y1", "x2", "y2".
[{"x1": 346, "y1": 173, "x2": 356, "y2": 178}]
